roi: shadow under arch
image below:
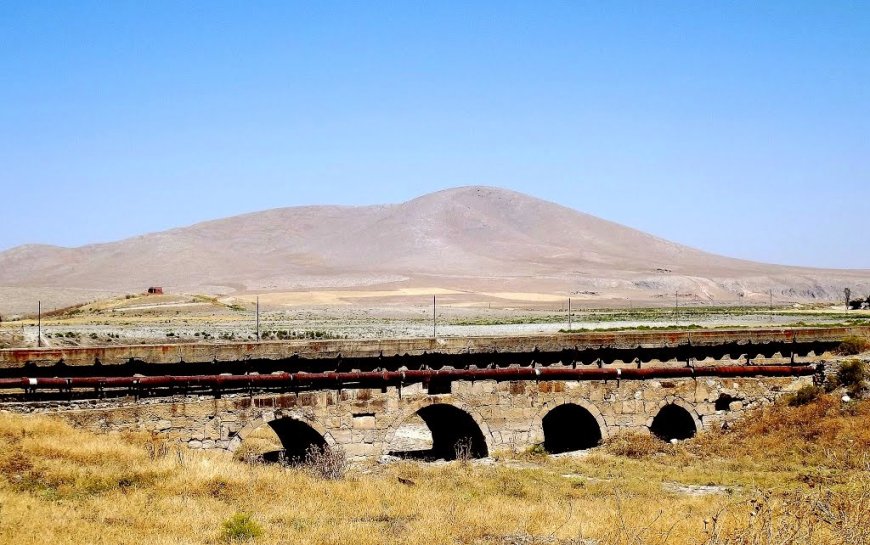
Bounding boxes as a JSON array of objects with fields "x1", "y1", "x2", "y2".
[
  {"x1": 650, "y1": 403, "x2": 698, "y2": 441},
  {"x1": 229, "y1": 411, "x2": 334, "y2": 463},
  {"x1": 387, "y1": 403, "x2": 489, "y2": 461},
  {"x1": 541, "y1": 403, "x2": 603, "y2": 453},
  {"x1": 530, "y1": 399, "x2": 609, "y2": 448},
  {"x1": 264, "y1": 417, "x2": 329, "y2": 461}
]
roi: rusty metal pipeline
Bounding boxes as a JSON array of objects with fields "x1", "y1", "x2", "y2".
[{"x1": 0, "y1": 364, "x2": 815, "y2": 392}]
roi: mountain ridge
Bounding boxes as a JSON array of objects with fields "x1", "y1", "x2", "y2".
[{"x1": 1, "y1": 186, "x2": 868, "y2": 311}]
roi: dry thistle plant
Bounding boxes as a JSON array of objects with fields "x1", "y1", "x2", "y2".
[
  {"x1": 299, "y1": 444, "x2": 347, "y2": 480},
  {"x1": 454, "y1": 437, "x2": 474, "y2": 465}
]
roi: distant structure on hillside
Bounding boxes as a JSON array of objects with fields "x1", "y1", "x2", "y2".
[{"x1": 146, "y1": 287, "x2": 164, "y2": 295}]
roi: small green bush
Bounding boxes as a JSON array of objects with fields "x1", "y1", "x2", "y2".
[
  {"x1": 220, "y1": 513, "x2": 262, "y2": 542},
  {"x1": 836, "y1": 336, "x2": 869, "y2": 356},
  {"x1": 837, "y1": 359, "x2": 867, "y2": 396},
  {"x1": 525, "y1": 443, "x2": 547, "y2": 457},
  {"x1": 785, "y1": 385, "x2": 822, "y2": 407}
]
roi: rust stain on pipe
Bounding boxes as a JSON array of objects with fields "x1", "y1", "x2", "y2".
[{"x1": 0, "y1": 364, "x2": 815, "y2": 393}]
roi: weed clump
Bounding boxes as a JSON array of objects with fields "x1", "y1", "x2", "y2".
[
  {"x1": 220, "y1": 513, "x2": 263, "y2": 542},
  {"x1": 835, "y1": 336, "x2": 870, "y2": 356},
  {"x1": 784, "y1": 385, "x2": 823, "y2": 407},
  {"x1": 836, "y1": 359, "x2": 867, "y2": 396},
  {"x1": 603, "y1": 432, "x2": 668, "y2": 458},
  {"x1": 524, "y1": 443, "x2": 547, "y2": 458},
  {"x1": 301, "y1": 444, "x2": 347, "y2": 480}
]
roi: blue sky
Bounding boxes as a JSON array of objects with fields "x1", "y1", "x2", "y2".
[{"x1": 1, "y1": 2, "x2": 867, "y2": 268}]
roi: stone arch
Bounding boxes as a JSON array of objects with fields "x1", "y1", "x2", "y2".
[
  {"x1": 529, "y1": 399, "x2": 609, "y2": 449},
  {"x1": 646, "y1": 396, "x2": 702, "y2": 441},
  {"x1": 383, "y1": 398, "x2": 493, "y2": 459},
  {"x1": 227, "y1": 409, "x2": 335, "y2": 454}
]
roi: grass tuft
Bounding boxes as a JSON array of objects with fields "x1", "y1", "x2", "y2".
[
  {"x1": 603, "y1": 432, "x2": 669, "y2": 458},
  {"x1": 221, "y1": 513, "x2": 263, "y2": 542},
  {"x1": 784, "y1": 384, "x2": 823, "y2": 407}
]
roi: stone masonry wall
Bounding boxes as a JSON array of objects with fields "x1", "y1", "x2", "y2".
[{"x1": 9, "y1": 374, "x2": 812, "y2": 461}]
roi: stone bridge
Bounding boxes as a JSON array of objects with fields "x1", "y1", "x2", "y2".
[
  {"x1": 47, "y1": 370, "x2": 809, "y2": 461},
  {"x1": 3, "y1": 326, "x2": 856, "y2": 461}
]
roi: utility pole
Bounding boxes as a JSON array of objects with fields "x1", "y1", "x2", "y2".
[
  {"x1": 37, "y1": 301, "x2": 42, "y2": 348},
  {"x1": 769, "y1": 289, "x2": 773, "y2": 322},
  {"x1": 568, "y1": 297, "x2": 572, "y2": 331},
  {"x1": 432, "y1": 295, "x2": 436, "y2": 339},
  {"x1": 674, "y1": 290, "x2": 679, "y2": 326},
  {"x1": 255, "y1": 296, "x2": 260, "y2": 341}
]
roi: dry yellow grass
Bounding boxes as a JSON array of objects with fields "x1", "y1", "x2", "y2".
[{"x1": 0, "y1": 395, "x2": 868, "y2": 545}]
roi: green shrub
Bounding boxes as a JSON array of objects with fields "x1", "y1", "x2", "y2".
[
  {"x1": 525, "y1": 443, "x2": 547, "y2": 457},
  {"x1": 220, "y1": 513, "x2": 262, "y2": 542},
  {"x1": 837, "y1": 359, "x2": 867, "y2": 396},
  {"x1": 785, "y1": 385, "x2": 822, "y2": 407},
  {"x1": 836, "y1": 336, "x2": 869, "y2": 356}
]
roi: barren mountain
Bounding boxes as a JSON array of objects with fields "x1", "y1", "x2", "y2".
[{"x1": 1, "y1": 186, "x2": 868, "y2": 313}]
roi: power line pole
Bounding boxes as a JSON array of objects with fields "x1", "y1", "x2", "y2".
[
  {"x1": 769, "y1": 289, "x2": 773, "y2": 321},
  {"x1": 255, "y1": 296, "x2": 260, "y2": 341},
  {"x1": 674, "y1": 290, "x2": 679, "y2": 326},
  {"x1": 432, "y1": 295, "x2": 436, "y2": 339},
  {"x1": 568, "y1": 297, "x2": 572, "y2": 331},
  {"x1": 37, "y1": 301, "x2": 42, "y2": 348}
]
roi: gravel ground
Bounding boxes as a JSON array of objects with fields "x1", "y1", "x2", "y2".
[{"x1": 5, "y1": 312, "x2": 855, "y2": 348}]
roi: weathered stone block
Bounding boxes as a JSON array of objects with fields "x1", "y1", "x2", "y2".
[
  {"x1": 343, "y1": 442, "x2": 378, "y2": 459},
  {"x1": 352, "y1": 414, "x2": 376, "y2": 430},
  {"x1": 330, "y1": 429, "x2": 353, "y2": 444}
]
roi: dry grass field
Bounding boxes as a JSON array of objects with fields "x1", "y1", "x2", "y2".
[{"x1": 1, "y1": 392, "x2": 868, "y2": 545}]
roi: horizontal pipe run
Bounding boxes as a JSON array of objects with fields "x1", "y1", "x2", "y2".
[{"x1": 0, "y1": 364, "x2": 816, "y2": 392}]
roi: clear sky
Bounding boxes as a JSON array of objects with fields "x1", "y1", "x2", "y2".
[{"x1": 1, "y1": 2, "x2": 867, "y2": 268}]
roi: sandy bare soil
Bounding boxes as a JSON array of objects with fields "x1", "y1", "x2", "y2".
[{"x1": 1, "y1": 291, "x2": 866, "y2": 349}]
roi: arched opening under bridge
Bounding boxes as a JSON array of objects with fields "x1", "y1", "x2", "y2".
[
  {"x1": 387, "y1": 404, "x2": 488, "y2": 461},
  {"x1": 650, "y1": 404, "x2": 697, "y2": 442},
  {"x1": 542, "y1": 403, "x2": 602, "y2": 453},
  {"x1": 236, "y1": 417, "x2": 329, "y2": 464}
]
